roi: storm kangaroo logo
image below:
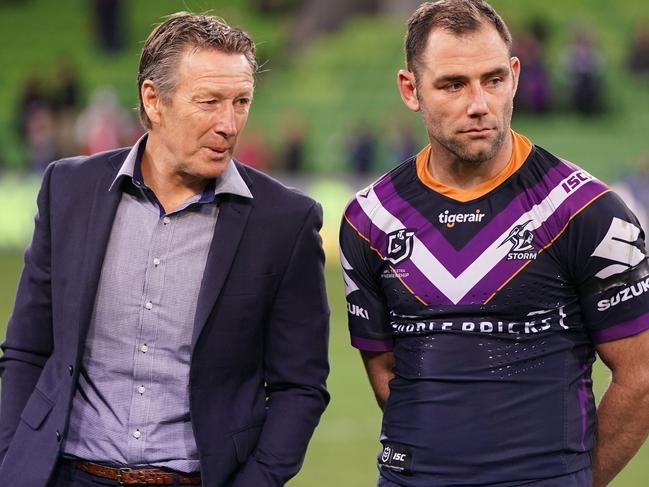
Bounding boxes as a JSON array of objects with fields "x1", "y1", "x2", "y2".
[
  {"x1": 386, "y1": 229, "x2": 415, "y2": 265},
  {"x1": 499, "y1": 220, "x2": 537, "y2": 260}
]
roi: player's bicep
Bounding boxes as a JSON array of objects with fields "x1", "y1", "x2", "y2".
[
  {"x1": 573, "y1": 193, "x2": 649, "y2": 342},
  {"x1": 595, "y1": 329, "x2": 649, "y2": 387},
  {"x1": 340, "y1": 213, "x2": 393, "y2": 351}
]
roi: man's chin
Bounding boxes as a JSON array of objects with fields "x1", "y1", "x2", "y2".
[
  {"x1": 449, "y1": 142, "x2": 497, "y2": 164},
  {"x1": 458, "y1": 136, "x2": 504, "y2": 164},
  {"x1": 187, "y1": 158, "x2": 230, "y2": 181},
  {"x1": 461, "y1": 150, "x2": 497, "y2": 164}
]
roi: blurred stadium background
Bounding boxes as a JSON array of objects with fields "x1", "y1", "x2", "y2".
[{"x1": 1, "y1": 0, "x2": 648, "y2": 485}]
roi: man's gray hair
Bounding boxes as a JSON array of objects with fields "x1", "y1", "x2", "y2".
[{"x1": 137, "y1": 12, "x2": 257, "y2": 129}]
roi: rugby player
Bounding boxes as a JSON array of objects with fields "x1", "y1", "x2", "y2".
[{"x1": 339, "y1": 1, "x2": 649, "y2": 486}]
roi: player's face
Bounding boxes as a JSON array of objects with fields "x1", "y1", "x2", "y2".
[
  {"x1": 398, "y1": 24, "x2": 519, "y2": 165},
  {"x1": 144, "y1": 48, "x2": 254, "y2": 180}
]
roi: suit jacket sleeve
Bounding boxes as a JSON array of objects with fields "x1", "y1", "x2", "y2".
[
  {"x1": 0, "y1": 163, "x2": 55, "y2": 462},
  {"x1": 231, "y1": 201, "x2": 330, "y2": 487}
]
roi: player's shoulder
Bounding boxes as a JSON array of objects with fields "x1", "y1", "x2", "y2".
[
  {"x1": 535, "y1": 146, "x2": 629, "y2": 220},
  {"x1": 532, "y1": 147, "x2": 641, "y2": 252},
  {"x1": 572, "y1": 188, "x2": 640, "y2": 238},
  {"x1": 528, "y1": 144, "x2": 609, "y2": 191},
  {"x1": 527, "y1": 144, "x2": 617, "y2": 218},
  {"x1": 342, "y1": 157, "x2": 416, "y2": 225}
]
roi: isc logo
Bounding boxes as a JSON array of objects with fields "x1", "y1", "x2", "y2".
[
  {"x1": 561, "y1": 171, "x2": 591, "y2": 194},
  {"x1": 380, "y1": 443, "x2": 411, "y2": 473}
]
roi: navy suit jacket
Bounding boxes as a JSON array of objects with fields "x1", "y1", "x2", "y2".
[{"x1": 0, "y1": 148, "x2": 330, "y2": 486}]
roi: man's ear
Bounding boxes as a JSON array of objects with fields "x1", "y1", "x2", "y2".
[
  {"x1": 141, "y1": 80, "x2": 163, "y2": 126},
  {"x1": 510, "y1": 56, "x2": 521, "y2": 99},
  {"x1": 397, "y1": 69, "x2": 421, "y2": 113}
]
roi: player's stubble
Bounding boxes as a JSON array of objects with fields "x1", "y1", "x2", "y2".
[{"x1": 418, "y1": 88, "x2": 513, "y2": 166}]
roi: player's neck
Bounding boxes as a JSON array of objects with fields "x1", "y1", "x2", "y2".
[{"x1": 427, "y1": 133, "x2": 514, "y2": 191}]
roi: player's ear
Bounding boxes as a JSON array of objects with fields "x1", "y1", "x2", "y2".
[
  {"x1": 510, "y1": 56, "x2": 521, "y2": 98},
  {"x1": 397, "y1": 69, "x2": 421, "y2": 112}
]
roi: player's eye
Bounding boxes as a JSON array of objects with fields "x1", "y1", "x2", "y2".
[
  {"x1": 200, "y1": 99, "x2": 217, "y2": 105},
  {"x1": 487, "y1": 77, "x2": 503, "y2": 87},
  {"x1": 445, "y1": 82, "x2": 463, "y2": 92}
]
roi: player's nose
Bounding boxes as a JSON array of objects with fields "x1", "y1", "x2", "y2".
[{"x1": 467, "y1": 85, "x2": 489, "y2": 117}]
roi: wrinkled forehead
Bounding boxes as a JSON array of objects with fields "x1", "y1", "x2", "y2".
[
  {"x1": 418, "y1": 23, "x2": 511, "y2": 72},
  {"x1": 172, "y1": 46, "x2": 255, "y2": 92},
  {"x1": 179, "y1": 46, "x2": 254, "y2": 75}
]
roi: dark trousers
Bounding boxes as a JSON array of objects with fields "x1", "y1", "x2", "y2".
[
  {"x1": 377, "y1": 468, "x2": 592, "y2": 487},
  {"x1": 48, "y1": 460, "x2": 190, "y2": 487}
]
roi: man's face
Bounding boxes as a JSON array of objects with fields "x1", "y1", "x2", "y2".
[
  {"x1": 399, "y1": 24, "x2": 519, "y2": 165},
  {"x1": 147, "y1": 47, "x2": 254, "y2": 180}
]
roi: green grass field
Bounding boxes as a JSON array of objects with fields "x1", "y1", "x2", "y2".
[{"x1": 0, "y1": 253, "x2": 647, "y2": 486}]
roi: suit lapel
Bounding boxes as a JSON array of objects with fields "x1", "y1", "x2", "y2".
[
  {"x1": 73, "y1": 156, "x2": 123, "y2": 354},
  {"x1": 192, "y1": 195, "x2": 253, "y2": 347}
]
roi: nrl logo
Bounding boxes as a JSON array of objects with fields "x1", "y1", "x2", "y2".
[
  {"x1": 499, "y1": 220, "x2": 537, "y2": 261},
  {"x1": 381, "y1": 446, "x2": 392, "y2": 463},
  {"x1": 386, "y1": 228, "x2": 415, "y2": 265}
]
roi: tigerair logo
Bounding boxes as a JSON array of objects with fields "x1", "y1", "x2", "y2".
[{"x1": 438, "y1": 209, "x2": 485, "y2": 228}]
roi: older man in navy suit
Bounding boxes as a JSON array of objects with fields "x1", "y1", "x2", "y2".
[{"x1": 0, "y1": 12, "x2": 329, "y2": 487}]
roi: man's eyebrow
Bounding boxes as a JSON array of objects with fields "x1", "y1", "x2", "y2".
[
  {"x1": 434, "y1": 66, "x2": 510, "y2": 84},
  {"x1": 190, "y1": 89, "x2": 254, "y2": 100},
  {"x1": 191, "y1": 90, "x2": 218, "y2": 99},
  {"x1": 482, "y1": 66, "x2": 510, "y2": 78},
  {"x1": 433, "y1": 74, "x2": 468, "y2": 85}
]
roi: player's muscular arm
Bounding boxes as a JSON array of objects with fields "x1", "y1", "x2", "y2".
[
  {"x1": 593, "y1": 330, "x2": 649, "y2": 487},
  {"x1": 361, "y1": 350, "x2": 395, "y2": 411}
]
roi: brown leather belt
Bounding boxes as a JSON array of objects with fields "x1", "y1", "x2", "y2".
[{"x1": 74, "y1": 460, "x2": 202, "y2": 485}]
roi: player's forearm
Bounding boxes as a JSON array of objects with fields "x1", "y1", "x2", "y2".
[
  {"x1": 592, "y1": 377, "x2": 649, "y2": 487},
  {"x1": 370, "y1": 376, "x2": 391, "y2": 411},
  {"x1": 361, "y1": 350, "x2": 395, "y2": 411}
]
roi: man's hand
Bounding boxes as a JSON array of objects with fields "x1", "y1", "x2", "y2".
[
  {"x1": 593, "y1": 329, "x2": 649, "y2": 486},
  {"x1": 360, "y1": 350, "x2": 395, "y2": 411}
]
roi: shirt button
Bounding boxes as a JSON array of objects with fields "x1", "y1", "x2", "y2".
[
  {"x1": 68, "y1": 365, "x2": 74, "y2": 376},
  {"x1": 138, "y1": 385, "x2": 146, "y2": 395},
  {"x1": 56, "y1": 430, "x2": 61, "y2": 442},
  {"x1": 153, "y1": 258, "x2": 161, "y2": 266},
  {"x1": 140, "y1": 344, "x2": 148, "y2": 353},
  {"x1": 145, "y1": 301, "x2": 153, "y2": 310},
  {"x1": 133, "y1": 430, "x2": 141, "y2": 439},
  {"x1": 163, "y1": 216, "x2": 171, "y2": 225}
]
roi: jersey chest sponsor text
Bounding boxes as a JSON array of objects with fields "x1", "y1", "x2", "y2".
[
  {"x1": 390, "y1": 307, "x2": 569, "y2": 336},
  {"x1": 438, "y1": 209, "x2": 485, "y2": 228}
]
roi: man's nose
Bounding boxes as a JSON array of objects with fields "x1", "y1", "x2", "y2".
[
  {"x1": 467, "y1": 85, "x2": 489, "y2": 117},
  {"x1": 213, "y1": 103, "x2": 238, "y2": 137}
]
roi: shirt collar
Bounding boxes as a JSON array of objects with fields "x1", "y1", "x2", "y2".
[{"x1": 109, "y1": 133, "x2": 253, "y2": 200}]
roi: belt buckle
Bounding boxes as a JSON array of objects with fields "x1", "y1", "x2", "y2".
[{"x1": 116, "y1": 467, "x2": 132, "y2": 485}]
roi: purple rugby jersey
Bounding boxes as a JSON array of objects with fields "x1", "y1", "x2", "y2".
[{"x1": 339, "y1": 134, "x2": 649, "y2": 486}]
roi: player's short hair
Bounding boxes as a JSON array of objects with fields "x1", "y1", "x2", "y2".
[
  {"x1": 137, "y1": 12, "x2": 257, "y2": 129},
  {"x1": 405, "y1": 0, "x2": 512, "y2": 75}
]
